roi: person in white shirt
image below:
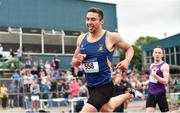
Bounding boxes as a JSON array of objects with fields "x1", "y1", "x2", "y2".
[{"x1": 0, "y1": 44, "x2": 3, "y2": 58}]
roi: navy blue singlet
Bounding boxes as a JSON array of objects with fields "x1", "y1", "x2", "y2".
[{"x1": 80, "y1": 32, "x2": 114, "y2": 87}]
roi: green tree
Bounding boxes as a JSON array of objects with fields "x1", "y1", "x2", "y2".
[
  {"x1": 120, "y1": 36, "x2": 159, "y2": 70},
  {"x1": 135, "y1": 36, "x2": 159, "y2": 49},
  {"x1": 119, "y1": 45, "x2": 141, "y2": 70}
]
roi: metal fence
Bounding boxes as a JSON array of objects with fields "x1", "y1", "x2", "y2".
[
  {"x1": 0, "y1": 77, "x2": 87, "y2": 110},
  {"x1": 0, "y1": 76, "x2": 179, "y2": 111}
]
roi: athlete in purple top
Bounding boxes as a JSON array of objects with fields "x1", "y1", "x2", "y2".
[{"x1": 138, "y1": 46, "x2": 170, "y2": 113}]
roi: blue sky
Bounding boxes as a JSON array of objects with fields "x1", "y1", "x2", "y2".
[{"x1": 89, "y1": 0, "x2": 180, "y2": 44}]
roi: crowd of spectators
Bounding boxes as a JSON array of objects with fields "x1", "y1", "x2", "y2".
[
  {"x1": 0, "y1": 47, "x2": 179, "y2": 111},
  {"x1": 0, "y1": 54, "x2": 89, "y2": 110}
]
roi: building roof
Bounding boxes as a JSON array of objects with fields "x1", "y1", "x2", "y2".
[
  {"x1": 0, "y1": 0, "x2": 117, "y2": 32},
  {"x1": 142, "y1": 33, "x2": 180, "y2": 51}
]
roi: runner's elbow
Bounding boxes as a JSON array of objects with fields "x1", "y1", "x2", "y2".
[
  {"x1": 164, "y1": 80, "x2": 168, "y2": 85},
  {"x1": 162, "y1": 79, "x2": 168, "y2": 85}
]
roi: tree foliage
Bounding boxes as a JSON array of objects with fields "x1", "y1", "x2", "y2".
[
  {"x1": 120, "y1": 36, "x2": 159, "y2": 70},
  {"x1": 134, "y1": 36, "x2": 159, "y2": 70},
  {"x1": 120, "y1": 45, "x2": 141, "y2": 70},
  {"x1": 134, "y1": 36, "x2": 159, "y2": 49}
]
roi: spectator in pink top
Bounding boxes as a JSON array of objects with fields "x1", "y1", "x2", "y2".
[{"x1": 69, "y1": 77, "x2": 80, "y2": 98}]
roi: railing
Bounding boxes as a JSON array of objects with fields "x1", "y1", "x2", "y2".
[
  {"x1": 169, "y1": 92, "x2": 180, "y2": 105},
  {"x1": 39, "y1": 97, "x2": 87, "y2": 113},
  {"x1": 0, "y1": 77, "x2": 87, "y2": 110},
  {"x1": 0, "y1": 77, "x2": 179, "y2": 112}
]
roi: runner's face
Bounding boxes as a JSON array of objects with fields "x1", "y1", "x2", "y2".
[
  {"x1": 86, "y1": 12, "x2": 103, "y2": 33},
  {"x1": 152, "y1": 48, "x2": 163, "y2": 62}
]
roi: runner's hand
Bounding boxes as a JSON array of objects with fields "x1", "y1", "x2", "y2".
[
  {"x1": 116, "y1": 59, "x2": 129, "y2": 71},
  {"x1": 77, "y1": 54, "x2": 86, "y2": 62}
]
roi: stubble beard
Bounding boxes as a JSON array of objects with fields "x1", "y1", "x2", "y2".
[
  {"x1": 88, "y1": 26, "x2": 95, "y2": 33},
  {"x1": 155, "y1": 57, "x2": 161, "y2": 63}
]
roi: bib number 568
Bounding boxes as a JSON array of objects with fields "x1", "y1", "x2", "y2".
[{"x1": 84, "y1": 63, "x2": 94, "y2": 69}]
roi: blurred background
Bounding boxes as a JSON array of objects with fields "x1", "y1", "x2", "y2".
[{"x1": 0, "y1": 0, "x2": 179, "y2": 112}]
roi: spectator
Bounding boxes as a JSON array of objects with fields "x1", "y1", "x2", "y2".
[
  {"x1": 57, "y1": 78, "x2": 69, "y2": 98},
  {"x1": 21, "y1": 70, "x2": 29, "y2": 93},
  {"x1": 44, "y1": 61, "x2": 51, "y2": 74},
  {"x1": 9, "y1": 48, "x2": 15, "y2": 57},
  {"x1": 25, "y1": 54, "x2": 32, "y2": 68},
  {"x1": 112, "y1": 69, "x2": 131, "y2": 113},
  {"x1": 50, "y1": 79, "x2": 58, "y2": 98},
  {"x1": 68, "y1": 77, "x2": 80, "y2": 98},
  {"x1": 8, "y1": 80, "x2": 17, "y2": 108},
  {"x1": 31, "y1": 66, "x2": 38, "y2": 76},
  {"x1": 53, "y1": 55, "x2": 60, "y2": 70},
  {"x1": 41, "y1": 80, "x2": 51, "y2": 107},
  {"x1": 17, "y1": 48, "x2": 22, "y2": 61},
  {"x1": 78, "y1": 79, "x2": 88, "y2": 97},
  {"x1": 0, "y1": 84, "x2": 8, "y2": 109},
  {"x1": 77, "y1": 64, "x2": 85, "y2": 77},
  {"x1": 30, "y1": 78, "x2": 40, "y2": 112},
  {"x1": 0, "y1": 43, "x2": 3, "y2": 58},
  {"x1": 26, "y1": 70, "x2": 34, "y2": 92},
  {"x1": 11, "y1": 69, "x2": 21, "y2": 86},
  {"x1": 50, "y1": 69, "x2": 59, "y2": 82}
]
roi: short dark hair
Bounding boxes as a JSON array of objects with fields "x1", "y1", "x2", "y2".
[
  {"x1": 87, "y1": 7, "x2": 104, "y2": 20},
  {"x1": 154, "y1": 45, "x2": 163, "y2": 50},
  {"x1": 153, "y1": 45, "x2": 164, "y2": 53}
]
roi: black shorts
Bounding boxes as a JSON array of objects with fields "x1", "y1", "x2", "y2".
[
  {"x1": 146, "y1": 93, "x2": 169, "y2": 112},
  {"x1": 9, "y1": 95, "x2": 16, "y2": 100},
  {"x1": 87, "y1": 81, "x2": 114, "y2": 111}
]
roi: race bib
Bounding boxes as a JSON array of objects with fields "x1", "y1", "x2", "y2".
[
  {"x1": 83, "y1": 61, "x2": 99, "y2": 73},
  {"x1": 149, "y1": 75, "x2": 157, "y2": 83}
]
